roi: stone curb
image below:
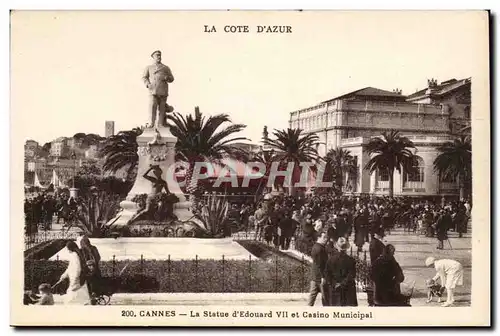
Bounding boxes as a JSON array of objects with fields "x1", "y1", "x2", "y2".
[{"x1": 54, "y1": 292, "x2": 368, "y2": 303}]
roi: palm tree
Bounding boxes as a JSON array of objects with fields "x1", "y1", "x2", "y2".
[
  {"x1": 324, "y1": 148, "x2": 358, "y2": 194},
  {"x1": 262, "y1": 128, "x2": 320, "y2": 195},
  {"x1": 364, "y1": 130, "x2": 417, "y2": 197},
  {"x1": 433, "y1": 135, "x2": 471, "y2": 200},
  {"x1": 167, "y1": 106, "x2": 249, "y2": 203},
  {"x1": 248, "y1": 148, "x2": 278, "y2": 201},
  {"x1": 100, "y1": 127, "x2": 143, "y2": 182}
]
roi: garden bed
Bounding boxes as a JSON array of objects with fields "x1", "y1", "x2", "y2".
[
  {"x1": 25, "y1": 257, "x2": 310, "y2": 293},
  {"x1": 25, "y1": 238, "x2": 371, "y2": 294}
]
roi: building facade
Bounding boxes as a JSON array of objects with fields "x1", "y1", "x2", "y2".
[
  {"x1": 50, "y1": 137, "x2": 69, "y2": 158},
  {"x1": 85, "y1": 144, "x2": 100, "y2": 159},
  {"x1": 66, "y1": 137, "x2": 83, "y2": 149},
  {"x1": 26, "y1": 157, "x2": 87, "y2": 187},
  {"x1": 289, "y1": 78, "x2": 471, "y2": 197}
]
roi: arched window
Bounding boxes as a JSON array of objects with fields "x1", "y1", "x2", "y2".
[
  {"x1": 404, "y1": 156, "x2": 425, "y2": 184},
  {"x1": 377, "y1": 168, "x2": 390, "y2": 182}
]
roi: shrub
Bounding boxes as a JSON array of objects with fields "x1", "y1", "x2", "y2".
[
  {"x1": 199, "y1": 195, "x2": 229, "y2": 236},
  {"x1": 24, "y1": 260, "x2": 69, "y2": 294}
]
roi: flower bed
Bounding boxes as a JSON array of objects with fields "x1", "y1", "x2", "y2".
[{"x1": 25, "y1": 257, "x2": 310, "y2": 293}]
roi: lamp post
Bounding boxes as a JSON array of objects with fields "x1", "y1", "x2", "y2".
[{"x1": 69, "y1": 151, "x2": 79, "y2": 199}]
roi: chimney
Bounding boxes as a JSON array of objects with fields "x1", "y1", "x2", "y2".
[{"x1": 392, "y1": 88, "x2": 402, "y2": 95}]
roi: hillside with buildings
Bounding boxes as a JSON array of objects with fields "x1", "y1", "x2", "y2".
[{"x1": 24, "y1": 121, "x2": 115, "y2": 187}]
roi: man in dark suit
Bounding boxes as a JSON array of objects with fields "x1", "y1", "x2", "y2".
[
  {"x1": 369, "y1": 208, "x2": 382, "y2": 239},
  {"x1": 354, "y1": 209, "x2": 369, "y2": 250},
  {"x1": 325, "y1": 237, "x2": 358, "y2": 306},
  {"x1": 308, "y1": 230, "x2": 329, "y2": 306},
  {"x1": 334, "y1": 211, "x2": 349, "y2": 240},
  {"x1": 435, "y1": 209, "x2": 450, "y2": 249},
  {"x1": 369, "y1": 227, "x2": 385, "y2": 263},
  {"x1": 143, "y1": 50, "x2": 175, "y2": 127}
]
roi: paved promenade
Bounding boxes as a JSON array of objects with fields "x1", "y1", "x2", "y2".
[{"x1": 374, "y1": 227, "x2": 471, "y2": 307}]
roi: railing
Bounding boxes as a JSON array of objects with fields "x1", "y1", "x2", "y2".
[
  {"x1": 27, "y1": 252, "x2": 312, "y2": 293},
  {"x1": 439, "y1": 182, "x2": 459, "y2": 192},
  {"x1": 374, "y1": 181, "x2": 390, "y2": 193},
  {"x1": 24, "y1": 230, "x2": 80, "y2": 250},
  {"x1": 405, "y1": 135, "x2": 452, "y2": 142},
  {"x1": 341, "y1": 137, "x2": 364, "y2": 146},
  {"x1": 27, "y1": 251, "x2": 370, "y2": 294},
  {"x1": 403, "y1": 181, "x2": 425, "y2": 190},
  {"x1": 343, "y1": 100, "x2": 444, "y2": 114},
  {"x1": 376, "y1": 181, "x2": 389, "y2": 189},
  {"x1": 291, "y1": 103, "x2": 327, "y2": 116}
]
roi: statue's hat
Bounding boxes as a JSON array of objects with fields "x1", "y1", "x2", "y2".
[{"x1": 151, "y1": 50, "x2": 162, "y2": 58}]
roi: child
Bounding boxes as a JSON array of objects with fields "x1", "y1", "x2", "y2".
[
  {"x1": 36, "y1": 283, "x2": 54, "y2": 305},
  {"x1": 23, "y1": 290, "x2": 39, "y2": 305},
  {"x1": 425, "y1": 278, "x2": 445, "y2": 303}
]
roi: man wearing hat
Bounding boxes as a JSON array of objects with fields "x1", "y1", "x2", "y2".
[
  {"x1": 369, "y1": 227, "x2": 385, "y2": 264},
  {"x1": 325, "y1": 237, "x2": 358, "y2": 306},
  {"x1": 142, "y1": 50, "x2": 175, "y2": 127},
  {"x1": 308, "y1": 230, "x2": 329, "y2": 306}
]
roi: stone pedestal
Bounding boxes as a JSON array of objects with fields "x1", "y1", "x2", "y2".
[{"x1": 106, "y1": 125, "x2": 205, "y2": 230}]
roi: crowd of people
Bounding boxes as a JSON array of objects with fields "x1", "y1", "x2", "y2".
[
  {"x1": 196, "y1": 193, "x2": 471, "y2": 253},
  {"x1": 197, "y1": 193, "x2": 470, "y2": 307},
  {"x1": 24, "y1": 192, "x2": 79, "y2": 235}
]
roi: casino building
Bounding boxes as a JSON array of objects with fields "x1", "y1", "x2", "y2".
[{"x1": 288, "y1": 78, "x2": 471, "y2": 197}]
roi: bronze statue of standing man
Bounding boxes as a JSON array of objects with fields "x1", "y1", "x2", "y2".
[{"x1": 142, "y1": 50, "x2": 174, "y2": 128}]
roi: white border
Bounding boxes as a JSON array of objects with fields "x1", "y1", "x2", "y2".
[{"x1": 3, "y1": 1, "x2": 497, "y2": 335}]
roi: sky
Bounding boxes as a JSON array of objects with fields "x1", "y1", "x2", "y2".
[{"x1": 11, "y1": 10, "x2": 487, "y2": 145}]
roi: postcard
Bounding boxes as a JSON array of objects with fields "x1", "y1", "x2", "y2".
[{"x1": 10, "y1": 10, "x2": 490, "y2": 327}]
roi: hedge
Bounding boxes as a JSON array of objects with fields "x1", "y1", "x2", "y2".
[{"x1": 24, "y1": 257, "x2": 310, "y2": 293}]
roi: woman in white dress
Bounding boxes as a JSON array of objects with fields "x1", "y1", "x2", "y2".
[
  {"x1": 53, "y1": 241, "x2": 91, "y2": 305},
  {"x1": 425, "y1": 257, "x2": 464, "y2": 307}
]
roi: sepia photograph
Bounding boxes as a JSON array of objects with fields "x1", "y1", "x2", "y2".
[{"x1": 10, "y1": 10, "x2": 490, "y2": 326}]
